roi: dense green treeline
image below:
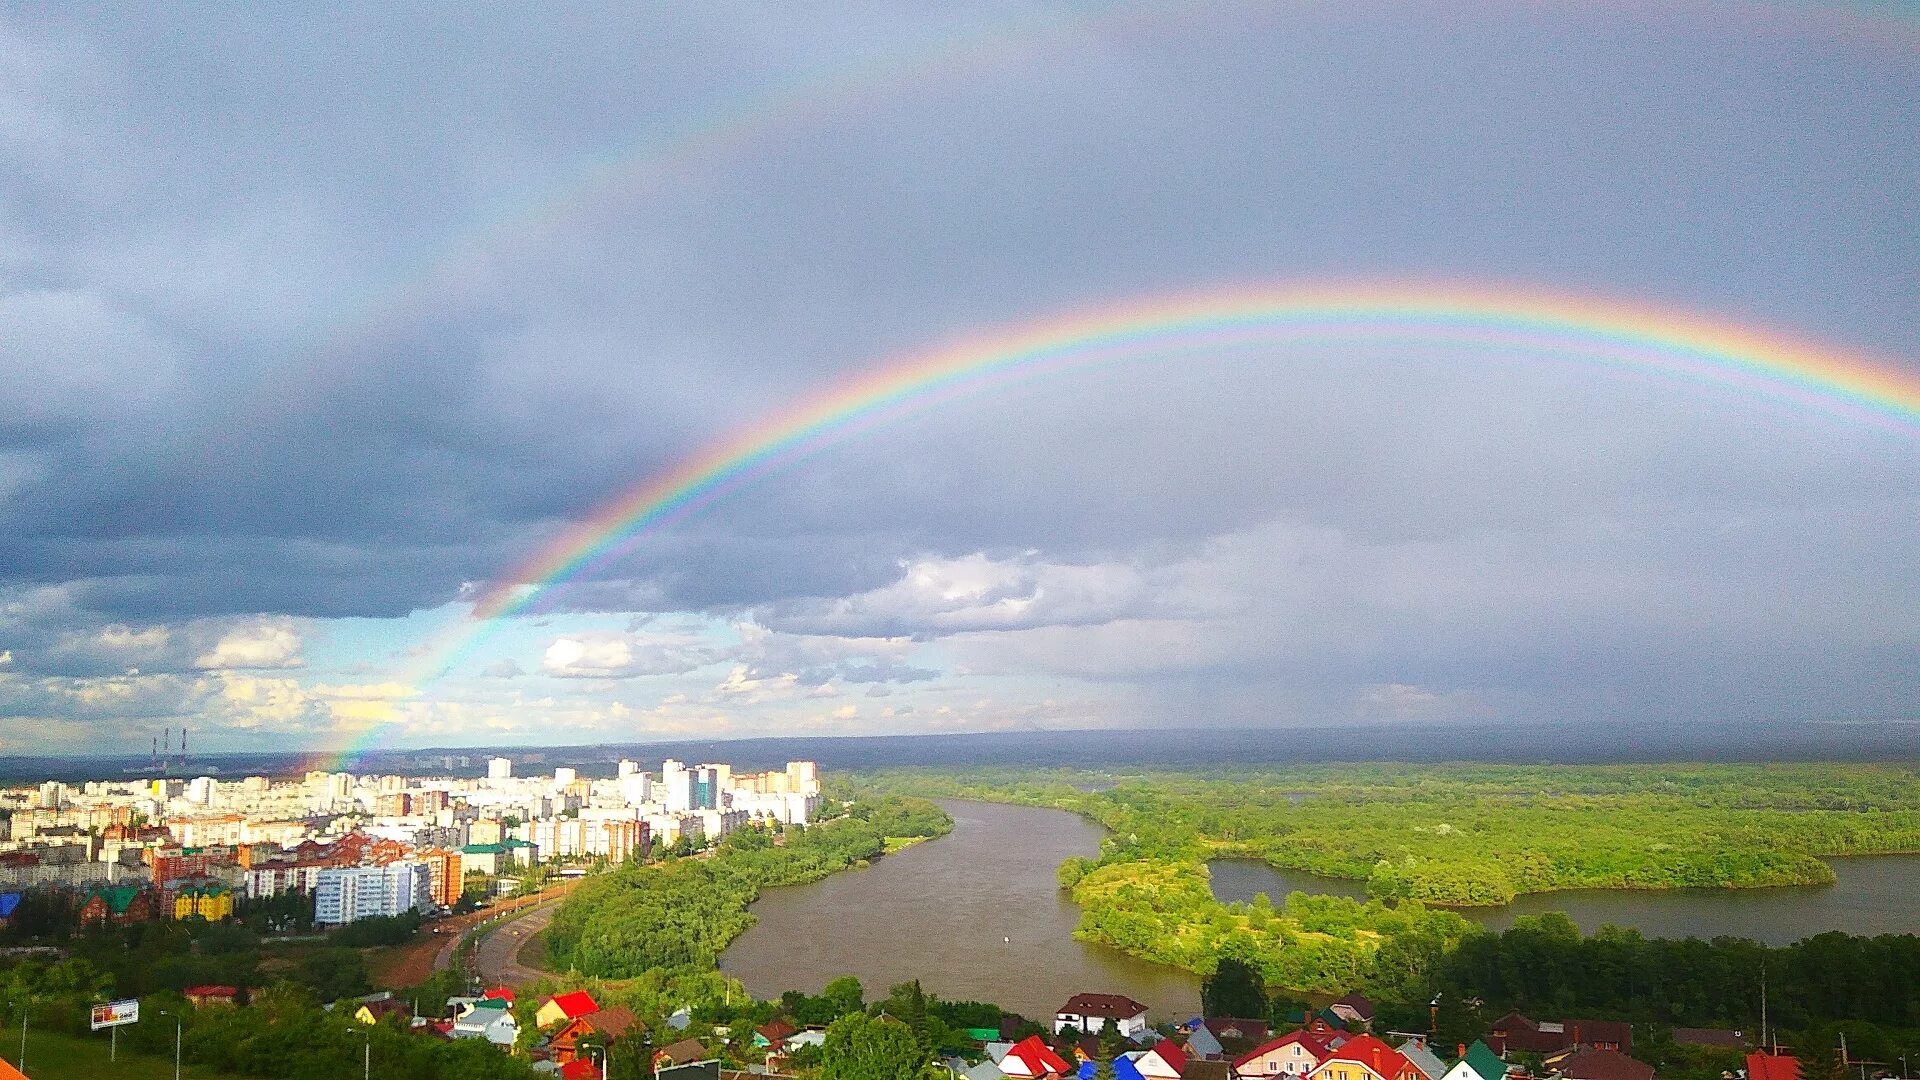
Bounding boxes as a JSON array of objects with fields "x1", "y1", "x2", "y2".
[
  {"x1": 544, "y1": 796, "x2": 951, "y2": 977},
  {"x1": 1435, "y1": 912, "x2": 1920, "y2": 1030}
]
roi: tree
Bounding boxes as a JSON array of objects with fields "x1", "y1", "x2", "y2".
[
  {"x1": 1203, "y1": 957, "x2": 1268, "y2": 1019},
  {"x1": 824, "y1": 976, "x2": 867, "y2": 1018},
  {"x1": 822, "y1": 1012, "x2": 928, "y2": 1080}
]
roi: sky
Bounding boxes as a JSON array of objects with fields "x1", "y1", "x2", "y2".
[{"x1": 0, "y1": 2, "x2": 1916, "y2": 755}]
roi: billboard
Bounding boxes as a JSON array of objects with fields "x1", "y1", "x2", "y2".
[{"x1": 90, "y1": 999, "x2": 139, "y2": 1030}]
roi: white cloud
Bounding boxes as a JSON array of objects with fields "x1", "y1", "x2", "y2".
[
  {"x1": 540, "y1": 631, "x2": 723, "y2": 678},
  {"x1": 193, "y1": 622, "x2": 303, "y2": 670}
]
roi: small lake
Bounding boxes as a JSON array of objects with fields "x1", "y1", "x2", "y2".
[
  {"x1": 1207, "y1": 856, "x2": 1920, "y2": 945},
  {"x1": 721, "y1": 800, "x2": 1201, "y2": 1021}
]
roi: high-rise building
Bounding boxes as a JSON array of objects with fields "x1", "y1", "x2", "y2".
[
  {"x1": 552, "y1": 767, "x2": 577, "y2": 789},
  {"x1": 617, "y1": 759, "x2": 640, "y2": 778},
  {"x1": 786, "y1": 761, "x2": 819, "y2": 795},
  {"x1": 661, "y1": 759, "x2": 691, "y2": 812},
  {"x1": 313, "y1": 862, "x2": 432, "y2": 924},
  {"x1": 487, "y1": 757, "x2": 512, "y2": 781}
]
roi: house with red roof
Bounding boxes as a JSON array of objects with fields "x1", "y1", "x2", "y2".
[
  {"x1": 1307, "y1": 1034, "x2": 1421, "y2": 1080},
  {"x1": 1137, "y1": 1039, "x2": 1192, "y2": 1080},
  {"x1": 537, "y1": 990, "x2": 601, "y2": 1029},
  {"x1": 1235, "y1": 1031, "x2": 1336, "y2": 1079},
  {"x1": 560, "y1": 1059, "x2": 603, "y2": 1080},
  {"x1": 998, "y1": 1035, "x2": 1075, "y2": 1079},
  {"x1": 182, "y1": 985, "x2": 239, "y2": 1008},
  {"x1": 1747, "y1": 1054, "x2": 1802, "y2": 1080},
  {"x1": 482, "y1": 986, "x2": 516, "y2": 1004}
]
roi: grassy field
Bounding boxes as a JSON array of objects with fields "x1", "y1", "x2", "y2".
[{"x1": 8, "y1": 1028, "x2": 261, "y2": 1080}]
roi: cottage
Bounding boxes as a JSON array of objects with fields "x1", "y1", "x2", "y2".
[
  {"x1": 1186, "y1": 1027, "x2": 1225, "y2": 1060},
  {"x1": 1328, "y1": 995, "x2": 1375, "y2": 1029},
  {"x1": 1056, "y1": 994, "x2": 1150, "y2": 1039},
  {"x1": 538, "y1": 990, "x2": 601, "y2": 1029},
  {"x1": 1438, "y1": 1041, "x2": 1507, "y2": 1080},
  {"x1": 354, "y1": 995, "x2": 412, "y2": 1026},
  {"x1": 78, "y1": 883, "x2": 153, "y2": 928},
  {"x1": 1395, "y1": 1038, "x2": 1447, "y2": 1080},
  {"x1": 1306, "y1": 1035, "x2": 1421, "y2": 1080},
  {"x1": 1234, "y1": 1031, "x2": 1335, "y2": 1080},
  {"x1": 452, "y1": 999, "x2": 519, "y2": 1047},
  {"x1": 1542, "y1": 1048, "x2": 1653, "y2": 1080},
  {"x1": 1747, "y1": 1053, "x2": 1802, "y2": 1080},
  {"x1": 182, "y1": 985, "x2": 239, "y2": 1009},
  {"x1": 756, "y1": 1020, "x2": 800, "y2": 1048},
  {"x1": 1203, "y1": 1020, "x2": 1271, "y2": 1050},
  {"x1": 1671, "y1": 1029, "x2": 1746, "y2": 1051},
  {"x1": 551, "y1": 1005, "x2": 642, "y2": 1065},
  {"x1": 1184, "y1": 1060, "x2": 1240, "y2": 1080},
  {"x1": 1485, "y1": 1015, "x2": 1631, "y2": 1058},
  {"x1": 998, "y1": 1035, "x2": 1075, "y2": 1080},
  {"x1": 1136, "y1": 1040, "x2": 1191, "y2": 1080},
  {"x1": 655, "y1": 1037, "x2": 714, "y2": 1070}
]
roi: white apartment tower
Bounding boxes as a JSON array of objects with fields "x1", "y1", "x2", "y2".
[{"x1": 487, "y1": 757, "x2": 513, "y2": 781}]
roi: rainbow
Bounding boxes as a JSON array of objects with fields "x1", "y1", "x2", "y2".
[{"x1": 334, "y1": 280, "x2": 1920, "y2": 734}]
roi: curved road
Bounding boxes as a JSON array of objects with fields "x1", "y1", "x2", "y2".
[{"x1": 471, "y1": 898, "x2": 562, "y2": 987}]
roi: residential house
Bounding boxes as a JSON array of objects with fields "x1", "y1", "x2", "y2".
[
  {"x1": 1438, "y1": 1041, "x2": 1507, "y2": 1080},
  {"x1": 0, "y1": 893, "x2": 21, "y2": 930},
  {"x1": 1671, "y1": 1030, "x2": 1746, "y2": 1051},
  {"x1": 452, "y1": 999, "x2": 519, "y2": 1048},
  {"x1": 1485, "y1": 1015, "x2": 1631, "y2": 1058},
  {"x1": 78, "y1": 883, "x2": 153, "y2": 928},
  {"x1": 182, "y1": 985, "x2": 239, "y2": 1008},
  {"x1": 1184, "y1": 1061, "x2": 1239, "y2": 1080},
  {"x1": 997, "y1": 1035, "x2": 1074, "y2": 1080},
  {"x1": 1542, "y1": 1048, "x2": 1653, "y2": 1080},
  {"x1": 656, "y1": 1038, "x2": 714, "y2": 1070},
  {"x1": 1395, "y1": 1038, "x2": 1447, "y2": 1080},
  {"x1": 1056, "y1": 994, "x2": 1151, "y2": 1039},
  {"x1": 1328, "y1": 996, "x2": 1376, "y2": 1030},
  {"x1": 756, "y1": 1021, "x2": 799, "y2": 1048},
  {"x1": 551, "y1": 1005, "x2": 643, "y2": 1066},
  {"x1": 1202, "y1": 1020, "x2": 1271, "y2": 1052},
  {"x1": 1746, "y1": 1053, "x2": 1801, "y2": 1080},
  {"x1": 538, "y1": 990, "x2": 601, "y2": 1029},
  {"x1": 1136, "y1": 1040, "x2": 1191, "y2": 1080},
  {"x1": 171, "y1": 878, "x2": 234, "y2": 921},
  {"x1": 1234, "y1": 1031, "x2": 1336, "y2": 1080},
  {"x1": 355, "y1": 996, "x2": 412, "y2": 1026},
  {"x1": 1187, "y1": 1027, "x2": 1225, "y2": 1060},
  {"x1": 1306, "y1": 1034, "x2": 1421, "y2": 1080},
  {"x1": 560, "y1": 1060, "x2": 603, "y2": 1080}
]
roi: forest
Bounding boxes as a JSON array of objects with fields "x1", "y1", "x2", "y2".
[{"x1": 542, "y1": 795, "x2": 951, "y2": 977}]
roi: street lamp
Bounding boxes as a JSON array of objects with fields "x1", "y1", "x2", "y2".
[
  {"x1": 155, "y1": 1008, "x2": 184, "y2": 1080},
  {"x1": 585, "y1": 1042, "x2": 610, "y2": 1080},
  {"x1": 7, "y1": 1000, "x2": 24, "y2": 1075},
  {"x1": 350, "y1": 1027, "x2": 372, "y2": 1080}
]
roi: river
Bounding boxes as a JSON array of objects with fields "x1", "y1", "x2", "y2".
[
  {"x1": 1206, "y1": 856, "x2": 1920, "y2": 945},
  {"x1": 720, "y1": 799, "x2": 1202, "y2": 1021}
]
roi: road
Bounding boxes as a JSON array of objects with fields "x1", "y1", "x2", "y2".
[{"x1": 470, "y1": 896, "x2": 563, "y2": 987}]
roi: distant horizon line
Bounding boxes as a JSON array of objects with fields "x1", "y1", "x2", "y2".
[{"x1": 9, "y1": 716, "x2": 1918, "y2": 762}]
